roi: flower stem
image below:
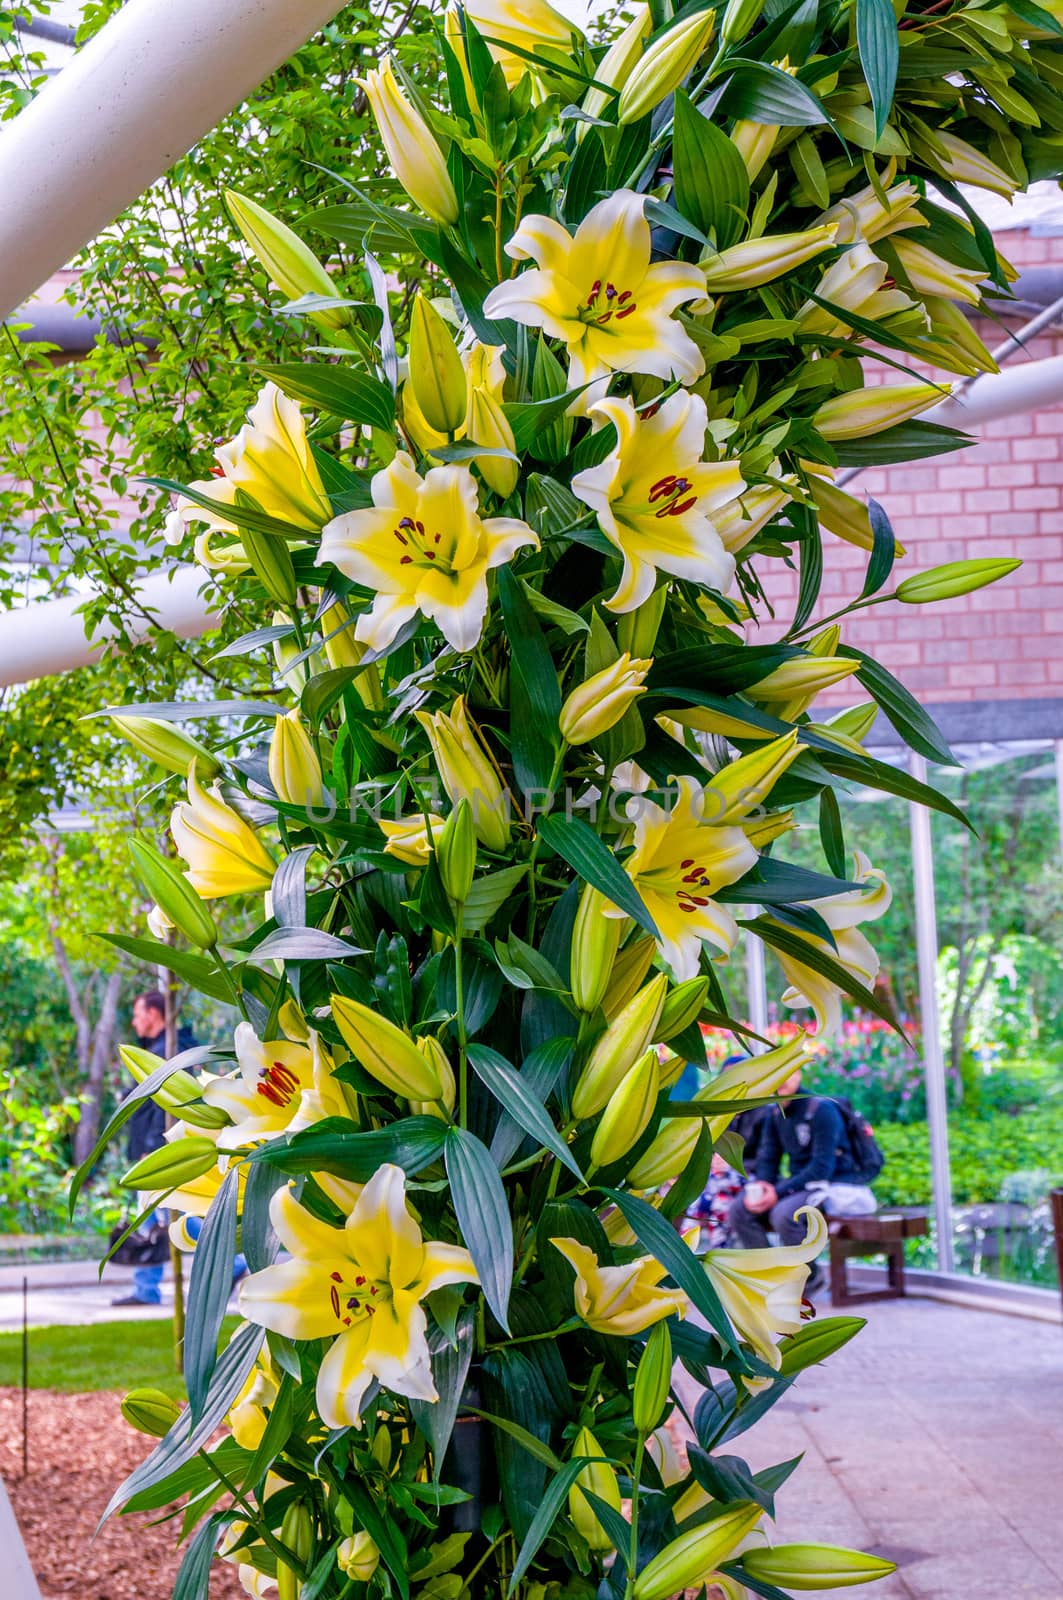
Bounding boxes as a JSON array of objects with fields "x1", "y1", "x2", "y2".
[
  {"x1": 624, "y1": 1431, "x2": 648, "y2": 1600},
  {"x1": 454, "y1": 906, "x2": 469, "y2": 1127},
  {"x1": 195, "y1": 1449, "x2": 307, "y2": 1578}
]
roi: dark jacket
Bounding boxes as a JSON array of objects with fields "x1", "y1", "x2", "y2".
[
  {"x1": 126, "y1": 1024, "x2": 199, "y2": 1161},
  {"x1": 752, "y1": 1094, "x2": 862, "y2": 1198}
]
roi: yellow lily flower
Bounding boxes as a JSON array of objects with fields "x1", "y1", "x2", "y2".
[
  {"x1": 796, "y1": 242, "x2": 917, "y2": 338},
  {"x1": 483, "y1": 191, "x2": 707, "y2": 413},
  {"x1": 378, "y1": 811, "x2": 446, "y2": 865},
  {"x1": 171, "y1": 765, "x2": 275, "y2": 899},
  {"x1": 168, "y1": 382, "x2": 331, "y2": 543},
  {"x1": 570, "y1": 391, "x2": 740, "y2": 611},
  {"x1": 320, "y1": 453, "x2": 537, "y2": 654},
  {"x1": 550, "y1": 1236, "x2": 687, "y2": 1336},
  {"x1": 891, "y1": 235, "x2": 986, "y2": 307},
  {"x1": 819, "y1": 174, "x2": 924, "y2": 244},
  {"x1": 358, "y1": 57, "x2": 459, "y2": 225},
  {"x1": 464, "y1": 0, "x2": 580, "y2": 86},
  {"x1": 777, "y1": 849, "x2": 892, "y2": 1035},
  {"x1": 701, "y1": 1206, "x2": 829, "y2": 1368},
  {"x1": 228, "y1": 1346, "x2": 280, "y2": 1450},
  {"x1": 239, "y1": 1166, "x2": 478, "y2": 1428},
  {"x1": 202, "y1": 1023, "x2": 316, "y2": 1148},
  {"x1": 415, "y1": 696, "x2": 513, "y2": 852},
  {"x1": 620, "y1": 776, "x2": 757, "y2": 980}
]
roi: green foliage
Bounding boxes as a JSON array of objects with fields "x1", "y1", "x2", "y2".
[
  {"x1": 875, "y1": 1107, "x2": 1063, "y2": 1207},
  {"x1": 0, "y1": 1316, "x2": 240, "y2": 1395}
]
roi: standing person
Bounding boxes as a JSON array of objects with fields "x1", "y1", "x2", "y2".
[
  {"x1": 111, "y1": 990, "x2": 196, "y2": 1309},
  {"x1": 725, "y1": 1060, "x2": 877, "y2": 1294}
]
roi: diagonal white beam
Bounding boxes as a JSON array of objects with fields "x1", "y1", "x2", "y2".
[{"x1": 0, "y1": 0, "x2": 347, "y2": 319}]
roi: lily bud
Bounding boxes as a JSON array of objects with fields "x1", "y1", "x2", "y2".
[
  {"x1": 618, "y1": 8, "x2": 717, "y2": 124},
  {"x1": 824, "y1": 702, "x2": 878, "y2": 745},
  {"x1": 892, "y1": 235, "x2": 986, "y2": 308},
  {"x1": 657, "y1": 1050, "x2": 687, "y2": 1089},
  {"x1": 560, "y1": 654, "x2": 651, "y2": 745},
  {"x1": 121, "y1": 1388, "x2": 182, "y2": 1437},
  {"x1": 465, "y1": 385, "x2": 520, "y2": 498},
  {"x1": 338, "y1": 1532, "x2": 381, "y2": 1584},
  {"x1": 895, "y1": 557, "x2": 1020, "y2": 604},
  {"x1": 806, "y1": 474, "x2": 892, "y2": 554},
  {"x1": 702, "y1": 224, "x2": 836, "y2": 291},
  {"x1": 616, "y1": 587, "x2": 667, "y2": 657},
  {"x1": 656, "y1": 976, "x2": 710, "y2": 1041},
  {"x1": 777, "y1": 1314, "x2": 865, "y2": 1377},
  {"x1": 568, "y1": 1427, "x2": 622, "y2": 1551},
  {"x1": 704, "y1": 729, "x2": 802, "y2": 824},
  {"x1": 580, "y1": 6, "x2": 651, "y2": 129},
  {"x1": 632, "y1": 1320, "x2": 672, "y2": 1433},
  {"x1": 602, "y1": 935, "x2": 656, "y2": 1019},
  {"x1": 121, "y1": 1135, "x2": 219, "y2": 1191},
  {"x1": 331, "y1": 996, "x2": 445, "y2": 1101},
  {"x1": 410, "y1": 295, "x2": 467, "y2": 435},
  {"x1": 719, "y1": 0, "x2": 764, "y2": 51},
  {"x1": 731, "y1": 119, "x2": 778, "y2": 179},
  {"x1": 278, "y1": 1501, "x2": 314, "y2": 1600},
  {"x1": 573, "y1": 972, "x2": 667, "y2": 1119},
  {"x1": 713, "y1": 483, "x2": 790, "y2": 554},
  {"x1": 321, "y1": 601, "x2": 385, "y2": 709},
  {"x1": 928, "y1": 129, "x2": 1019, "y2": 197},
  {"x1": 129, "y1": 838, "x2": 217, "y2": 951},
  {"x1": 111, "y1": 714, "x2": 220, "y2": 780},
  {"x1": 240, "y1": 524, "x2": 298, "y2": 608},
  {"x1": 438, "y1": 799, "x2": 477, "y2": 903},
  {"x1": 415, "y1": 697, "x2": 512, "y2": 852},
  {"x1": 120, "y1": 1043, "x2": 229, "y2": 1130},
  {"x1": 379, "y1": 812, "x2": 446, "y2": 865},
  {"x1": 633, "y1": 1503, "x2": 764, "y2": 1600},
  {"x1": 410, "y1": 1036, "x2": 457, "y2": 1120},
  {"x1": 225, "y1": 190, "x2": 347, "y2": 330},
  {"x1": 815, "y1": 382, "x2": 945, "y2": 441},
  {"x1": 740, "y1": 1543, "x2": 896, "y2": 1589},
  {"x1": 590, "y1": 1047, "x2": 660, "y2": 1168},
  {"x1": 171, "y1": 763, "x2": 276, "y2": 900},
  {"x1": 571, "y1": 885, "x2": 624, "y2": 1013},
  {"x1": 269, "y1": 711, "x2": 326, "y2": 811},
  {"x1": 749, "y1": 655, "x2": 860, "y2": 709},
  {"x1": 922, "y1": 295, "x2": 998, "y2": 376},
  {"x1": 358, "y1": 57, "x2": 459, "y2": 226},
  {"x1": 819, "y1": 173, "x2": 923, "y2": 244}
]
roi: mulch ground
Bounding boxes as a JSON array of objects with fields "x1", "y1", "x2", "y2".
[{"x1": 0, "y1": 1389, "x2": 243, "y2": 1600}]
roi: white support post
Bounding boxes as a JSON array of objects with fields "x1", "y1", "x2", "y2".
[
  {"x1": 0, "y1": 0, "x2": 348, "y2": 319},
  {"x1": 908, "y1": 752, "x2": 955, "y2": 1273}
]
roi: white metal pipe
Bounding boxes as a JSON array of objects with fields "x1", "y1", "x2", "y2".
[
  {"x1": 928, "y1": 354, "x2": 1063, "y2": 432},
  {"x1": 908, "y1": 752, "x2": 956, "y2": 1274},
  {"x1": 744, "y1": 930, "x2": 769, "y2": 1052},
  {"x1": 0, "y1": 0, "x2": 348, "y2": 319},
  {"x1": 0, "y1": 566, "x2": 219, "y2": 688}
]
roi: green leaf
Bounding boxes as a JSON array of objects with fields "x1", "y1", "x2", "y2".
[
  {"x1": 468, "y1": 1043, "x2": 584, "y2": 1181},
  {"x1": 830, "y1": 420, "x2": 972, "y2": 466},
  {"x1": 857, "y1": 0, "x2": 899, "y2": 139},
  {"x1": 446, "y1": 1126, "x2": 514, "y2": 1332},
  {"x1": 95, "y1": 934, "x2": 233, "y2": 1002},
  {"x1": 172, "y1": 1514, "x2": 222, "y2": 1600},
  {"x1": 464, "y1": 865, "x2": 529, "y2": 932},
  {"x1": 778, "y1": 1315, "x2": 866, "y2": 1375},
  {"x1": 507, "y1": 1457, "x2": 598, "y2": 1595},
  {"x1": 184, "y1": 1167, "x2": 240, "y2": 1422},
  {"x1": 687, "y1": 1446, "x2": 776, "y2": 1515},
  {"x1": 257, "y1": 363, "x2": 395, "y2": 430},
  {"x1": 256, "y1": 1116, "x2": 448, "y2": 1178},
  {"x1": 716, "y1": 857, "x2": 861, "y2": 906},
  {"x1": 860, "y1": 497, "x2": 896, "y2": 599},
  {"x1": 814, "y1": 743, "x2": 971, "y2": 829},
  {"x1": 818, "y1": 787, "x2": 846, "y2": 880},
  {"x1": 97, "y1": 698, "x2": 281, "y2": 722},
  {"x1": 468, "y1": 1406, "x2": 563, "y2": 1470},
  {"x1": 536, "y1": 812, "x2": 659, "y2": 939},
  {"x1": 497, "y1": 566, "x2": 562, "y2": 795},
  {"x1": 143, "y1": 477, "x2": 308, "y2": 541},
  {"x1": 719, "y1": 60, "x2": 831, "y2": 126},
  {"x1": 792, "y1": 504, "x2": 822, "y2": 634},
  {"x1": 250, "y1": 927, "x2": 366, "y2": 962},
  {"x1": 490, "y1": 1037, "x2": 574, "y2": 1169},
  {"x1": 602, "y1": 1188, "x2": 741, "y2": 1358},
  {"x1": 505, "y1": 390, "x2": 581, "y2": 453},
  {"x1": 672, "y1": 90, "x2": 749, "y2": 247},
  {"x1": 409, "y1": 1307, "x2": 475, "y2": 1474},
  {"x1": 838, "y1": 645, "x2": 954, "y2": 765}
]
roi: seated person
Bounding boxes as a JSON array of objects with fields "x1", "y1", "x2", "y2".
[
  {"x1": 726, "y1": 1060, "x2": 877, "y2": 1289},
  {"x1": 690, "y1": 1100, "x2": 768, "y2": 1247}
]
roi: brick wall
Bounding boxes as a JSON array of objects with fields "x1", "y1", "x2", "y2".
[{"x1": 753, "y1": 225, "x2": 1063, "y2": 731}]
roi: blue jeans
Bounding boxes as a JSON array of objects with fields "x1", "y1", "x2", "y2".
[{"x1": 132, "y1": 1207, "x2": 166, "y2": 1304}]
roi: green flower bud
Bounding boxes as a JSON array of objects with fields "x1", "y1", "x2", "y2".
[
  {"x1": 128, "y1": 838, "x2": 217, "y2": 950},
  {"x1": 633, "y1": 1503, "x2": 764, "y2": 1600},
  {"x1": 269, "y1": 711, "x2": 326, "y2": 811},
  {"x1": 616, "y1": 586, "x2": 667, "y2": 658},
  {"x1": 409, "y1": 294, "x2": 467, "y2": 435},
  {"x1": 110, "y1": 714, "x2": 221, "y2": 780},
  {"x1": 278, "y1": 1500, "x2": 314, "y2": 1600},
  {"x1": 120, "y1": 1387, "x2": 182, "y2": 1437},
  {"x1": 570, "y1": 885, "x2": 624, "y2": 1013},
  {"x1": 119, "y1": 1043, "x2": 229, "y2": 1130},
  {"x1": 225, "y1": 190, "x2": 348, "y2": 330},
  {"x1": 602, "y1": 934, "x2": 656, "y2": 1019},
  {"x1": 719, "y1": 0, "x2": 765, "y2": 49},
  {"x1": 778, "y1": 1316, "x2": 866, "y2": 1377},
  {"x1": 338, "y1": 1531, "x2": 380, "y2": 1583},
  {"x1": 618, "y1": 9, "x2": 717, "y2": 124},
  {"x1": 632, "y1": 1320, "x2": 672, "y2": 1433},
  {"x1": 656, "y1": 976, "x2": 710, "y2": 1042},
  {"x1": 121, "y1": 1135, "x2": 219, "y2": 1191},
  {"x1": 573, "y1": 973, "x2": 667, "y2": 1120},
  {"x1": 590, "y1": 1047, "x2": 660, "y2": 1168},
  {"x1": 568, "y1": 1427, "x2": 622, "y2": 1552},
  {"x1": 438, "y1": 799, "x2": 477, "y2": 903},
  {"x1": 894, "y1": 557, "x2": 1021, "y2": 604},
  {"x1": 331, "y1": 995, "x2": 445, "y2": 1100},
  {"x1": 740, "y1": 1543, "x2": 896, "y2": 1589},
  {"x1": 240, "y1": 522, "x2": 298, "y2": 608}
]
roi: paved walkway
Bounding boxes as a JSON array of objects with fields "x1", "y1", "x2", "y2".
[
  {"x1": 677, "y1": 1297, "x2": 1063, "y2": 1599},
  {"x1": 0, "y1": 1261, "x2": 176, "y2": 1331}
]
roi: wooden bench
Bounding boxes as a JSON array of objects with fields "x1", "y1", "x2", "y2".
[{"x1": 827, "y1": 1208, "x2": 929, "y2": 1307}]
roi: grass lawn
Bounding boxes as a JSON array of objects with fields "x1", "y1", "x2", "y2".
[{"x1": 0, "y1": 1316, "x2": 239, "y2": 1396}]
